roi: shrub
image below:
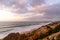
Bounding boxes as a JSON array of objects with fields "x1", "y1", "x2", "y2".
[{"x1": 36, "y1": 24, "x2": 60, "y2": 40}]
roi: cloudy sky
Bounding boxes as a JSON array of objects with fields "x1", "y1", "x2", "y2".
[{"x1": 0, "y1": 0, "x2": 60, "y2": 21}]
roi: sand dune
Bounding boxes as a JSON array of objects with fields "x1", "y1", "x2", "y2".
[{"x1": 2, "y1": 21, "x2": 60, "y2": 40}]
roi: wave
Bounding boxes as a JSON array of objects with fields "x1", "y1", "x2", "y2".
[
  {"x1": 0, "y1": 22, "x2": 50, "y2": 33},
  {"x1": 0, "y1": 22, "x2": 51, "y2": 39}
]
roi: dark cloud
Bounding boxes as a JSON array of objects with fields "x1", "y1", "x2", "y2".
[
  {"x1": 0, "y1": 0, "x2": 46, "y2": 13},
  {"x1": 44, "y1": 3, "x2": 60, "y2": 17},
  {"x1": 38, "y1": 3, "x2": 60, "y2": 21},
  {"x1": 0, "y1": 0, "x2": 60, "y2": 21},
  {"x1": 18, "y1": 0, "x2": 45, "y2": 13},
  {"x1": 24, "y1": 3, "x2": 60, "y2": 21},
  {"x1": 29, "y1": 0, "x2": 45, "y2": 6},
  {"x1": 0, "y1": 0, "x2": 18, "y2": 6}
]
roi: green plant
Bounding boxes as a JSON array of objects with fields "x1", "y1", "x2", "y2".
[
  {"x1": 56, "y1": 34, "x2": 60, "y2": 40},
  {"x1": 35, "y1": 24, "x2": 60, "y2": 40}
]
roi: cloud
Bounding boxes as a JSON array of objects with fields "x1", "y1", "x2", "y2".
[
  {"x1": 29, "y1": 0, "x2": 45, "y2": 6},
  {"x1": 44, "y1": 3, "x2": 60, "y2": 15},
  {"x1": 40, "y1": 3, "x2": 60, "y2": 21},
  {"x1": 0, "y1": 0, "x2": 46, "y2": 13},
  {"x1": 22, "y1": 12, "x2": 45, "y2": 21},
  {"x1": 30, "y1": 4, "x2": 47, "y2": 13},
  {"x1": 0, "y1": 0, "x2": 60, "y2": 21},
  {"x1": 44, "y1": 3, "x2": 60, "y2": 18},
  {"x1": 0, "y1": 0, "x2": 18, "y2": 6},
  {"x1": 24, "y1": 3, "x2": 60, "y2": 21},
  {"x1": 15, "y1": 0, "x2": 45, "y2": 13}
]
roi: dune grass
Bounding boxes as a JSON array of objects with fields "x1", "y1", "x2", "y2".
[{"x1": 36, "y1": 24, "x2": 60, "y2": 40}]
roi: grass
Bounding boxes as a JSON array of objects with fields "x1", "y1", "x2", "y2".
[{"x1": 36, "y1": 24, "x2": 60, "y2": 40}]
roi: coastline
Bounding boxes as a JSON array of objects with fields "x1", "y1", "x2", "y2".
[
  {"x1": 0, "y1": 22, "x2": 50, "y2": 39},
  {"x1": 1, "y1": 21, "x2": 60, "y2": 40}
]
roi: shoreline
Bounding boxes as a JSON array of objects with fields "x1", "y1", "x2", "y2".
[
  {"x1": 2, "y1": 21, "x2": 60, "y2": 40},
  {"x1": 0, "y1": 22, "x2": 51, "y2": 39}
]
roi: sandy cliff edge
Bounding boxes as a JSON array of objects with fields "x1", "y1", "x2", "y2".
[{"x1": 2, "y1": 21, "x2": 60, "y2": 40}]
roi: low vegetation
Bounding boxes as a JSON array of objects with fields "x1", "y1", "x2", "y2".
[{"x1": 36, "y1": 24, "x2": 60, "y2": 40}]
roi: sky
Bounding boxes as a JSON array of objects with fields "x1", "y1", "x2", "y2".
[{"x1": 0, "y1": 0, "x2": 60, "y2": 21}]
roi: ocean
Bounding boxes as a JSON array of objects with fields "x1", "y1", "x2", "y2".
[{"x1": 0, "y1": 21, "x2": 50, "y2": 39}]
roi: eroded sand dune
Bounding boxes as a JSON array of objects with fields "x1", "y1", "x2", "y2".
[{"x1": 2, "y1": 21, "x2": 60, "y2": 40}]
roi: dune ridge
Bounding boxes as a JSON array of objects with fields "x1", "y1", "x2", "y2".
[{"x1": 2, "y1": 21, "x2": 60, "y2": 40}]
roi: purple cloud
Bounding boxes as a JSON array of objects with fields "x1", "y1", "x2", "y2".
[{"x1": 0, "y1": 0, "x2": 60, "y2": 21}]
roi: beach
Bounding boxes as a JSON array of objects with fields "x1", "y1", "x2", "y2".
[{"x1": 0, "y1": 21, "x2": 50, "y2": 39}]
